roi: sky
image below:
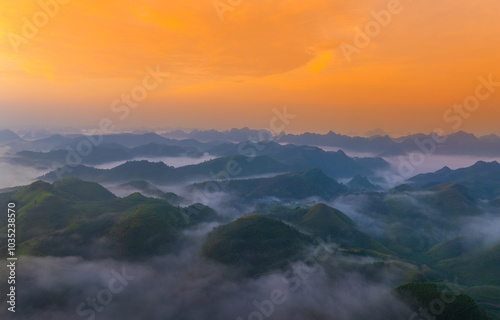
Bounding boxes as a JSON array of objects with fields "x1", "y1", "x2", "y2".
[{"x1": 0, "y1": 0, "x2": 499, "y2": 136}]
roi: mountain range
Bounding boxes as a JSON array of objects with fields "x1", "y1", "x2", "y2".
[
  {"x1": 3, "y1": 128, "x2": 500, "y2": 157},
  {"x1": 409, "y1": 161, "x2": 500, "y2": 199}
]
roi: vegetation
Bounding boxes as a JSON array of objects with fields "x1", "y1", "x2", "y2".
[
  {"x1": 396, "y1": 282, "x2": 491, "y2": 320},
  {"x1": 0, "y1": 179, "x2": 221, "y2": 260},
  {"x1": 192, "y1": 168, "x2": 347, "y2": 200},
  {"x1": 438, "y1": 244, "x2": 500, "y2": 286},
  {"x1": 203, "y1": 215, "x2": 313, "y2": 274}
]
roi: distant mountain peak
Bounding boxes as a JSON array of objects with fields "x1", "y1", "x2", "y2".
[
  {"x1": 0, "y1": 129, "x2": 22, "y2": 143},
  {"x1": 449, "y1": 131, "x2": 478, "y2": 140},
  {"x1": 472, "y1": 160, "x2": 500, "y2": 168},
  {"x1": 336, "y1": 149, "x2": 347, "y2": 156},
  {"x1": 347, "y1": 175, "x2": 380, "y2": 191},
  {"x1": 435, "y1": 166, "x2": 452, "y2": 174}
]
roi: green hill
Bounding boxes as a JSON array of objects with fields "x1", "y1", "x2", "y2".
[
  {"x1": 0, "y1": 180, "x2": 221, "y2": 260},
  {"x1": 368, "y1": 185, "x2": 483, "y2": 257},
  {"x1": 3, "y1": 181, "x2": 77, "y2": 242},
  {"x1": 465, "y1": 286, "x2": 500, "y2": 320},
  {"x1": 192, "y1": 168, "x2": 347, "y2": 200},
  {"x1": 7, "y1": 198, "x2": 221, "y2": 260},
  {"x1": 182, "y1": 203, "x2": 220, "y2": 225},
  {"x1": 53, "y1": 178, "x2": 117, "y2": 201},
  {"x1": 248, "y1": 169, "x2": 346, "y2": 199},
  {"x1": 118, "y1": 180, "x2": 186, "y2": 205},
  {"x1": 298, "y1": 203, "x2": 391, "y2": 254},
  {"x1": 0, "y1": 179, "x2": 116, "y2": 242},
  {"x1": 203, "y1": 215, "x2": 312, "y2": 274},
  {"x1": 396, "y1": 282, "x2": 491, "y2": 320},
  {"x1": 424, "y1": 183, "x2": 482, "y2": 217},
  {"x1": 108, "y1": 202, "x2": 189, "y2": 259},
  {"x1": 266, "y1": 203, "x2": 391, "y2": 255},
  {"x1": 438, "y1": 243, "x2": 500, "y2": 286},
  {"x1": 119, "y1": 180, "x2": 165, "y2": 197},
  {"x1": 424, "y1": 237, "x2": 472, "y2": 264}
]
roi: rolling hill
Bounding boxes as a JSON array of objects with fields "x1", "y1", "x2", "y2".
[
  {"x1": 267, "y1": 203, "x2": 391, "y2": 255},
  {"x1": 40, "y1": 155, "x2": 290, "y2": 184},
  {"x1": 203, "y1": 214, "x2": 313, "y2": 274},
  {"x1": 409, "y1": 161, "x2": 500, "y2": 200},
  {"x1": 191, "y1": 168, "x2": 347, "y2": 201},
  {"x1": 396, "y1": 282, "x2": 491, "y2": 320},
  {"x1": 0, "y1": 179, "x2": 222, "y2": 260}
]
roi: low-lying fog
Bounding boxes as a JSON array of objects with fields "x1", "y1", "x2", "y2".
[
  {"x1": 0, "y1": 159, "x2": 51, "y2": 190},
  {"x1": 383, "y1": 154, "x2": 500, "y2": 176},
  {"x1": 0, "y1": 223, "x2": 412, "y2": 320},
  {"x1": 317, "y1": 146, "x2": 500, "y2": 176},
  {"x1": 2, "y1": 146, "x2": 500, "y2": 196}
]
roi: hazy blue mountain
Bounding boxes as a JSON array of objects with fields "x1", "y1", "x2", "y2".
[
  {"x1": 40, "y1": 155, "x2": 290, "y2": 184},
  {"x1": 67, "y1": 132, "x2": 173, "y2": 148},
  {"x1": 409, "y1": 161, "x2": 500, "y2": 199},
  {"x1": 208, "y1": 140, "x2": 389, "y2": 178},
  {"x1": 279, "y1": 130, "x2": 500, "y2": 157},
  {"x1": 54, "y1": 132, "x2": 221, "y2": 151},
  {"x1": 347, "y1": 175, "x2": 382, "y2": 191},
  {"x1": 174, "y1": 154, "x2": 289, "y2": 179},
  {"x1": 3, "y1": 134, "x2": 75, "y2": 152},
  {"x1": 327, "y1": 183, "x2": 484, "y2": 257},
  {"x1": 4, "y1": 141, "x2": 205, "y2": 169},
  {"x1": 0, "y1": 129, "x2": 22, "y2": 145},
  {"x1": 43, "y1": 161, "x2": 177, "y2": 184},
  {"x1": 278, "y1": 131, "x2": 398, "y2": 153},
  {"x1": 131, "y1": 142, "x2": 200, "y2": 157},
  {"x1": 162, "y1": 127, "x2": 274, "y2": 142}
]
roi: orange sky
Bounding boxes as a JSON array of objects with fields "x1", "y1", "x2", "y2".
[{"x1": 0, "y1": 0, "x2": 499, "y2": 136}]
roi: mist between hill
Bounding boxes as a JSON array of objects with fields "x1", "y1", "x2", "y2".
[{"x1": 185, "y1": 107, "x2": 295, "y2": 220}]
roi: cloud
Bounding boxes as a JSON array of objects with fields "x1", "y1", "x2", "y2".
[
  {"x1": 460, "y1": 210, "x2": 500, "y2": 247},
  {"x1": 1, "y1": 0, "x2": 354, "y2": 81},
  {"x1": 0, "y1": 158, "x2": 50, "y2": 189},
  {"x1": 0, "y1": 222, "x2": 412, "y2": 320}
]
